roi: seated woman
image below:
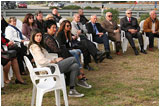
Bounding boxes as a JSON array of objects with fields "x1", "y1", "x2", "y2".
[
  {"x1": 43, "y1": 20, "x2": 86, "y2": 79},
  {"x1": 1, "y1": 34, "x2": 27, "y2": 75},
  {"x1": 22, "y1": 13, "x2": 37, "y2": 39},
  {"x1": 1, "y1": 49, "x2": 26, "y2": 85},
  {"x1": 28, "y1": 29, "x2": 91, "y2": 97}
]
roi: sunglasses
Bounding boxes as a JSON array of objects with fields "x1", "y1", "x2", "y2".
[
  {"x1": 127, "y1": 12, "x2": 132, "y2": 14},
  {"x1": 29, "y1": 17, "x2": 34, "y2": 19},
  {"x1": 108, "y1": 15, "x2": 113, "y2": 17},
  {"x1": 66, "y1": 25, "x2": 71, "y2": 28}
]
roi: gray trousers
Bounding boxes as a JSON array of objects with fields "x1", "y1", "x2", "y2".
[{"x1": 57, "y1": 57, "x2": 80, "y2": 87}]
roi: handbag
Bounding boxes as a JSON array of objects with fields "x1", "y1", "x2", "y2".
[{"x1": 1, "y1": 50, "x2": 17, "y2": 60}]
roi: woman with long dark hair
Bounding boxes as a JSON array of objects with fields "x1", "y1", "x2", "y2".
[
  {"x1": 56, "y1": 20, "x2": 86, "y2": 75},
  {"x1": 22, "y1": 13, "x2": 37, "y2": 39},
  {"x1": 28, "y1": 29, "x2": 91, "y2": 98}
]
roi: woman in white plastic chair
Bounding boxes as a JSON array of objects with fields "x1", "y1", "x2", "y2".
[{"x1": 28, "y1": 29, "x2": 91, "y2": 97}]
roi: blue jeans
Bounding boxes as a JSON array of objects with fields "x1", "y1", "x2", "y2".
[
  {"x1": 93, "y1": 33, "x2": 110, "y2": 52},
  {"x1": 69, "y1": 49, "x2": 82, "y2": 68}
]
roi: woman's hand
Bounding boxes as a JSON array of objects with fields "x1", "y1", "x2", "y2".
[{"x1": 56, "y1": 57, "x2": 63, "y2": 62}]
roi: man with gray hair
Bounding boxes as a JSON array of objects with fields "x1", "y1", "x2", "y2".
[
  {"x1": 101, "y1": 12, "x2": 121, "y2": 55},
  {"x1": 71, "y1": 13, "x2": 106, "y2": 69},
  {"x1": 86, "y1": 14, "x2": 112, "y2": 59},
  {"x1": 143, "y1": 10, "x2": 159, "y2": 51},
  {"x1": 120, "y1": 9, "x2": 147, "y2": 55}
]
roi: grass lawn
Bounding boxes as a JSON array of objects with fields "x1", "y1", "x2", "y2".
[{"x1": 1, "y1": 40, "x2": 159, "y2": 106}]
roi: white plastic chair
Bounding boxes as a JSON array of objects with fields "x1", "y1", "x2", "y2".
[
  {"x1": 120, "y1": 30, "x2": 142, "y2": 53},
  {"x1": 23, "y1": 56, "x2": 68, "y2": 106},
  {"x1": 1, "y1": 65, "x2": 4, "y2": 88},
  {"x1": 86, "y1": 33, "x2": 115, "y2": 51},
  {"x1": 16, "y1": 19, "x2": 23, "y2": 31}
]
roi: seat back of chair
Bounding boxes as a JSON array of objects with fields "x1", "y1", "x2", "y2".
[
  {"x1": 29, "y1": 49, "x2": 61, "y2": 76},
  {"x1": 139, "y1": 20, "x2": 145, "y2": 31},
  {"x1": 24, "y1": 56, "x2": 37, "y2": 85}
]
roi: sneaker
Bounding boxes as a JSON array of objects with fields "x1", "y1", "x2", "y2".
[
  {"x1": 68, "y1": 89, "x2": 84, "y2": 97},
  {"x1": 77, "y1": 80, "x2": 92, "y2": 89}
]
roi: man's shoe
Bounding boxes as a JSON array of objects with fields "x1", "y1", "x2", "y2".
[
  {"x1": 134, "y1": 49, "x2": 139, "y2": 55},
  {"x1": 68, "y1": 89, "x2": 84, "y2": 97},
  {"x1": 116, "y1": 52, "x2": 121, "y2": 55},
  {"x1": 94, "y1": 51, "x2": 106, "y2": 63},
  {"x1": 149, "y1": 48, "x2": 153, "y2": 51},
  {"x1": 77, "y1": 80, "x2": 92, "y2": 89},
  {"x1": 83, "y1": 65, "x2": 94, "y2": 71},
  {"x1": 106, "y1": 52, "x2": 113, "y2": 59},
  {"x1": 141, "y1": 49, "x2": 147, "y2": 54}
]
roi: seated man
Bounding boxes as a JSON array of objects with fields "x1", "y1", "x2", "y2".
[
  {"x1": 35, "y1": 10, "x2": 45, "y2": 34},
  {"x1": 101, "y1": 12, "x2": 121, "y2": 55},
  {"x1": 86, "y1": 14, "x2": 112, "y2": 59},
  {"x1": 120, "y1": 9, "x2": 147, "y2": 55},
  {"x1": 71, "y1": 14, "x2": 107, "y2": 69},
  {"x1": 78, "y1": 9, "x2": 89, "y2": 25},
  {"x1": 143, "y1": 10, "x2": 159, "y2": 51},
  {"x1": 52, "y1": 8, "x2": 62, "y2": 23}
]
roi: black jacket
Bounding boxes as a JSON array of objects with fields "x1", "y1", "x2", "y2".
[
  {"x1": 52, "y1": 14, "x2": 62, "y2": 23},
  {"x1": 35, "y1": 19, "x2": 45, "y2": 33},
  {"x1": 80, "y1": 15, "x2": 89, "y2": 25},
  {"x1": 120, "y1": 16, "x2": 140, "y2": 32},
  {"x1": 86, "y1": 22, "x2": 106, "y2": 37}
]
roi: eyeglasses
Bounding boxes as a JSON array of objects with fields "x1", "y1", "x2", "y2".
[
  {"x1": 66, "y1": 25, "x2": 71, "y2": 28},
  {"x1": 108, "y1": 15, "x2": 113, "y2": 17},
  {"x1": 127, "y1": 12, "x2": 132, "y2": 14}
]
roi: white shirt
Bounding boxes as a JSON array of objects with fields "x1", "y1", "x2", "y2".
[
  {"x1": 5, "y1": 25, "x2": 27, "y2": 42},
  {"x1": 152, "y1": 22, "x2": 155, "y2": 32}
]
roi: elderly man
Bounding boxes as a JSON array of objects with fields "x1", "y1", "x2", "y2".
[
  {"x1": 143, "y1": 10, "x2": 159, "y2": 51},
  {"x1": 35, "y1": 10, "x2": 45, "y2": 33},
  {"x1": 78, "y1": 9, "x2": 89, "y2": 25},
  {"x1": 52, "y1": 8, "x2": 62, "y2": 23},
  {"x1": 120, "y1": 9, "x2": 147, "y2": 55},
  {"x1": 101, "y1": 12, "x2": 121, "y2": 55},
  {"x1": 71, "y1": 14, "x2": 106, "y2": 69},
  {"x1": 86, "y1": 14, "x2": 112, "y2": 59}
]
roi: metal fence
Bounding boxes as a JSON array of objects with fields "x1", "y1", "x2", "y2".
[{"x1": 1, "y1": 9, "x2": 159, "y2": 19}]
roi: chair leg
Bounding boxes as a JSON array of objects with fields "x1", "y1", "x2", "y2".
[
  {"x1": 55, "y1": 90, "x2": 61, "y2": 106},
  {"x1": 36, "y1": 90, "x2": 44, "y2": 106},
  {"x1": 31, "y1": 85, "x2": 36, "y2": 106},
  {"x1": 122, "y1": 38, "x2": 128, "y2": 53},
  {"x1": 62, "y1": 88, "x2": 68, "y2": 106}
]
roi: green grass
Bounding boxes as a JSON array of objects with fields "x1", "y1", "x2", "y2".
[{"x1": 1, "y1": 40, "x2": 159, "y2": 106}]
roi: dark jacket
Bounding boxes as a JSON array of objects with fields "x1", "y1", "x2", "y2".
[
  {"x1": 56, "y1": 30, "x2": 72, "y2": 49},
  {"x1": 86, "y1": 22, "x2": 106, "y2": 37},
  {"x1": 80, "y1": 15, "x2": 88, "y2": 25},
  {"x1": 52, "y1": 14, "x2": 62, "y2": 23},
  {"x1": 35, "y1": 19, "x2": 45, "y2": 34},
  {"x1": 43, "y1": 33, "x2": 61, "y2": 53},
  {"x1": 120, "y1": 16, "x2": 140, "y2": 32},
  {"x1": 1, "y1": 18, "x2": 8, "y2": 35}
]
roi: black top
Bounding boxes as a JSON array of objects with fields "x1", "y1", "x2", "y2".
[
  {"x1": 35, "y1": 19, "x2": 45, "y2": 34},
  {"x1": 52, "y1": 14, "x2": 62, "y2": 23},
  {"x1": 1, "y1": 18, "x2": 8, "y2": 35},
  {"x1": 80, "y1": 15, "x2": 89, "y2": 25},
  {"x1": 56, "y1": 30, "x2": 72, "y2": 49}
]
